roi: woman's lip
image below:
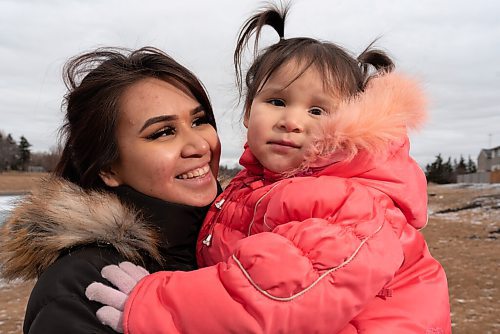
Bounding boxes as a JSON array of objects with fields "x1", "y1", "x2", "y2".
[
  {"x1": 175, "y1": 169, "x2": 213, "y2": 185},
  {"x1": 176, "y1": 163, "x2": 211, "y2": 177}
]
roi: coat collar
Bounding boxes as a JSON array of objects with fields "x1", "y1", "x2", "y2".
[{"x1": 0, "y1": 178, "x2": 210, "y2": 280}]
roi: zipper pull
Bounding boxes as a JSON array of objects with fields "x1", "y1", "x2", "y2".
[
  {"x1": 214, "y1": 198, "x2": 225, "y2": 209},
  {"x1": 202, "y1": 234, "x2": 212, "y2": 246}
]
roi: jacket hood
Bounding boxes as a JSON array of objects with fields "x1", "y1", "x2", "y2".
[
  {"x1": 311, "y1": 72, "x2": 428, "y2": 229},
  {"x1": 303, "y1": 71, "x2": 427, "y2": 168},
  {"x1": 0, "y1": 177, "x2": 160, "y2": 281}
]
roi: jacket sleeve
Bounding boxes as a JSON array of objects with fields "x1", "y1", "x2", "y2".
[
  {"x1": 25, "y1": 247, "x2": 125, "y2": 334},
  {"x1": 124, "y1": 177, "x2": 405, "y2": 334},
  {"x1": 28, "y1": 297, "x2": 117, "y2": 334}
]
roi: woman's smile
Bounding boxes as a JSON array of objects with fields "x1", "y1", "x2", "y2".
[{"x1": 175, "y1": 164, "x2": 211, "y2": 180}]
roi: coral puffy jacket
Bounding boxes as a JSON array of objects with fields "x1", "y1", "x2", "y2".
[{"x1": 123, "y1": 73, "x2": 451, "y2": 333}]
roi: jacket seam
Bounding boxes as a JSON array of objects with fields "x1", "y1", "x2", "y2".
[
  {"x1": 232, "y1": 216, "x2": 386, "y2": 302},
  {"x1": 247, "y1": 181, "x2": 283, "y2": 236}
]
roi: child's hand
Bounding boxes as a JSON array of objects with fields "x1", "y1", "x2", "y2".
[{"x1": 85, "y1": 262, "x2": 149, "y2": 333}]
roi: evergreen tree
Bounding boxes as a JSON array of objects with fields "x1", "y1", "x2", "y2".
[
  {"x1": 455, "y1": 155, "x2": 467, "y2": 175},
  {"x1": 425, "y1": 154, "x2": 455, "y2": 184},
  {"x1": 466, "y1": 155, "x2": 477, "y2": 173},
  {"x1": 443, "y1": 157, "x2": 455, "y2": 183},
  {"x1": 0, "y1": 133, "x2": 18, "y2": 171},
  {"x1": 18, "y1": 136, "x2": 31, "y2": 171}
]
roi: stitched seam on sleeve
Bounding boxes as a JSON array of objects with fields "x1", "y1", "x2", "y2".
[
  {"x1": 233, "y1": 217, "x2": 386, "y2": 302},
  {"x1": 247, "y1": 181, "x2": 283, "y2": 236}
]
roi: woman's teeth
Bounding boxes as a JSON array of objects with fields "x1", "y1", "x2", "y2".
[{"x1": 176, "y1": 165, "x2": 210, "y2": 179}]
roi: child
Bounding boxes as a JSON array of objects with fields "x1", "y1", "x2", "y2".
[{"x1": 88, "y1": 5, "x2": 451, "y2": 333}]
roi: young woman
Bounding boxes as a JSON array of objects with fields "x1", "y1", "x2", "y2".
[{"x1": 0, "y1": 47, "x2": 221, "y2": 333}]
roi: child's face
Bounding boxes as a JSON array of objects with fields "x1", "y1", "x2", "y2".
[{"x1": 244, "y1": 62, "x2": 336, "y2": 173}]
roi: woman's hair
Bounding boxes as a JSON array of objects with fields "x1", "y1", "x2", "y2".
[
  {"x1": 54, "y1": 47, "x2": 216, "y2": 190},
  {"x1": 234, "y1": 4, "x2": 395, "y2": 116}
]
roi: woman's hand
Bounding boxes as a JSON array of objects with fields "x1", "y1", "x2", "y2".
[{"x1": 85, "y1": 262, "x2": 149, "y2": 333}]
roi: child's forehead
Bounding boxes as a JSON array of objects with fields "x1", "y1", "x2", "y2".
[{"x1": 263, "y1": 60, "x2": 339, "y2": 96}]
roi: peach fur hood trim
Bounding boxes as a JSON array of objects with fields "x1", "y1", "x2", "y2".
[
  {"x1": 0, "y1": 177, "x2": 161, "y2": 281},
  {"x1": 301, "y1": 72, "x2": 426, "y2": 170}
]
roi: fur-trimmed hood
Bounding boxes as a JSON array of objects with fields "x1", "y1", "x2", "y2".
[
  {"x1": 302, "y1": 71, "x2": 426, "y2": 169},
  {"x1": 0, "y1": 177, "x2": 160, "y2": 281}
]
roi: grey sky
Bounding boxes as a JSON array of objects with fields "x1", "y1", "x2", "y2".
[{"x1": 1, "y1": 0, "x2": 499, "y2": 167}]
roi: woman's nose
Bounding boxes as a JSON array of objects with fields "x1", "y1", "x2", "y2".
[
  {"x1": 277, "y1": 109, "x2": 304, "y2": 133},
  {"x1": 181, "y1": 129, "x2": 210, "y2": 158}
]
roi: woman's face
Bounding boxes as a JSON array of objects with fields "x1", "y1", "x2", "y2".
[{"x1": 101, "y1": 77, "x2": 220, "y2": 207}]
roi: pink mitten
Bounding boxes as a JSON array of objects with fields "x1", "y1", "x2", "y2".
[{"x1": 86, "y1": 262, "x2": 149, "y2": 332}]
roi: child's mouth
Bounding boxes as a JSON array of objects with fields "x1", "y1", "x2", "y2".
[{"x1": 268, "y1": 140, "x2": 301, "y2": 149}]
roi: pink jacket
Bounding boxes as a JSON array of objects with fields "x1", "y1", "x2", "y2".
[{"x1": 123, "y1": 73, "x2": 451, "y2": 333}]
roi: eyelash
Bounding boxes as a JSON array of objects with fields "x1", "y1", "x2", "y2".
[
  {"x1": 146, "y1": 114, "x2": 209, "y2": 140},
  {"x1": 267, "y1": 98, "x2": 285, "y2": 107},
  {"x1": 266, "y1": 99, "x2": 327, "y2": 116},
  {"x1": 192, "y1": 115, "x2": 209, "y2": 127},
  {"x1": 146, "y1": 126, "x2": 175, "y2": 140}
]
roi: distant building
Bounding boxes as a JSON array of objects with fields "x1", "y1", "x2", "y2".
[
  {"x1": 458, "y1": 145, "x2": 500, "y2": 183},
  {"x1": 478, "y1": 146, "x2": 500, "y2": 172}
]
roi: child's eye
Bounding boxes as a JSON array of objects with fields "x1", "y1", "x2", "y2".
[
  {"x1": 267, "y1": 99, "x2": 286, "y2": 107},
  {"x1": 309, "y1": 107, "x2": 326, "y2": 116},
  {"x1": 192, "y1": 115, "x2": 209, "y2": 128},
  {"x1": 146, "y1": 126, "x2": 175, "y2": 140}
]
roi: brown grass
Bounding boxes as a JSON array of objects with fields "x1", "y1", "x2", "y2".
[{"x1": 0, "y1": 172, "x2": 49, "y2": 195}]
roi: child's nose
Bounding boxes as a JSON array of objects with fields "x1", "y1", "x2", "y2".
[
  {"x1": 277, "y1": 109, "x2": 304, "y2": 133},
  {"x1": 181, "y1": 129, "x2": 210, "y2": 158}
]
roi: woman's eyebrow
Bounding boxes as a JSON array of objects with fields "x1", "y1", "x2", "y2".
[
  {"x1": 139, "y1": 106, "x2": 204, "y2": 133},
  {"x1": 140, "y1": 115, "x2": 177, "y2": 133}
]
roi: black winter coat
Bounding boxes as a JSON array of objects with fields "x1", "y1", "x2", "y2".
[{"x1": 0, "y1": 178, "x2": 214, "y2": 333}]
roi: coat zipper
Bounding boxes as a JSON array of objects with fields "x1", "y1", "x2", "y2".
[{"x1": 202, "y1": 197, "x2": 225, "y2": 247}]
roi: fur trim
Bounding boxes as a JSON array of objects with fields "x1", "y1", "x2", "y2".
[
  {"x1": 302, "y1": 72, "x2": 426, "y2": 169},
  {"x1": 0, "y1": 177, "x2": 161, "y2": 281}
]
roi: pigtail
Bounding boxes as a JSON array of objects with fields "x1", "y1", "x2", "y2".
[
  {"x1": 234, "y1": 3, "x2": 289, "y2": 97},
  {"x1": 357, "y1": 40, "x2": 395, "y2": 89}
]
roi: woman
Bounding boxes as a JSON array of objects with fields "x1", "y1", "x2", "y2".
[{"x1": 0, "y1": 47, "x2": 221, "y2": 333}]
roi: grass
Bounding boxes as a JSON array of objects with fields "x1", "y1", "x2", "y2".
[{"x1": 0, "y1": 172, "x2": 49, "y2": 195}]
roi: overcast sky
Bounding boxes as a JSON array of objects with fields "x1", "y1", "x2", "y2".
[{"x1": 1, "y1": 0, "x2": 499, "y2": 167}]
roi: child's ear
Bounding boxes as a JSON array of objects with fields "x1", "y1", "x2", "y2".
[
  {"x1": 243, "y1": 110, "x2": 250, "y2": 128},
  {"x1": 99, "y1": 166, "x2": 122, "y2": 187}
]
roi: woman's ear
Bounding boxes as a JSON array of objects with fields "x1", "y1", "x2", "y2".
[{"x1": 99, "y1": 167, "x2": 122, "y2": 187}]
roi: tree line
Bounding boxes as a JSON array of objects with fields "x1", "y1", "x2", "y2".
[
  {"x1": 0, "y1": 131, "x2": 60, "y2": 172},
  {"x1": 425, "y1": 154, "x2": 477, "y2": 184}
]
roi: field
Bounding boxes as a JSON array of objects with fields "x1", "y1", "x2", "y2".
[
  {"x1": 0, "y1": 172, "x2": 49, "y2": 195},
  {"x1": 0, "y1": 172, "x2": 499, "y2": 333}
]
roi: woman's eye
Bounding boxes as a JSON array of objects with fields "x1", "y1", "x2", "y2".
[
  {"x1": 146, "y1": 127, "x2": 175, "y2": 140},
  {"x1": 267, "y1": 99, "x2": 285, "y2": 107},
  {"x1": 309, "y1": 107, "x2": 326, "y2": 116},
  {"x1": 192, "y1": 115, "x2": 209, "y2": 127}
]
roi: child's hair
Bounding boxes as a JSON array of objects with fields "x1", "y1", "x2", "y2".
[
  {"x1": 55, "y1": 47, "x2": 216, "y2": 190},
  {"x1": 234, "y1": 3, "x2": 395, "y2": 117}
]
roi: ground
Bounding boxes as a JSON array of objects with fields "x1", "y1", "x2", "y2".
[
  {"x1": 0, "y1": 172, "x2": 49, "y2": 195},
  {"x1": 0, "y1": 173, "x2": 499, "y2": 333},
  {"x1": 422, "y1": 183, "x2": 499, "y2": 334}
]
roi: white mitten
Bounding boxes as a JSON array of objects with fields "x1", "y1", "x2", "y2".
[{"x1": 86, "y1": 261, "x2": 149, "y2": 332}]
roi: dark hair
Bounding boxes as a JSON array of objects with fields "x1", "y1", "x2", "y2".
[
  {"x1": 54, "y1": 47, "x2": 216, "y2": 190},
  {"x1": 234, "y1": 4, "x2": 394, "y2": 115}
]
